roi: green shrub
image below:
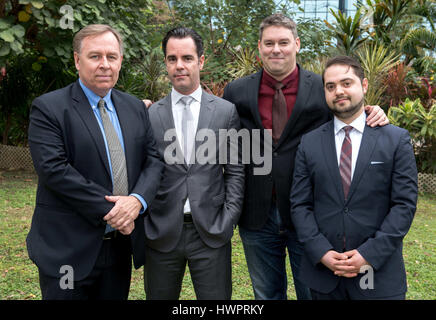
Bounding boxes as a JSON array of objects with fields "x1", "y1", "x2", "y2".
[{"x1": 388, "y1": 98, "x2": 436, "y2": 173}]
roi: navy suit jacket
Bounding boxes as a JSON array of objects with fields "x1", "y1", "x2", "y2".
[
  {"x1": 26, "y1": 80, "x2": 163, "y2": 281},
  {"x1": 290, "y1": 121, "x2": 418, "y2": 298}
]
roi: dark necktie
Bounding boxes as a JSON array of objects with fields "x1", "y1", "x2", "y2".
[
  {"x1": 339, "y1": 126, "x2": 353, "y2": 200},
  {"x1": 272, "y1": 82, "x2": 287, "y2": 143},
  {"x1": 98, "y1": 99, "x2": 128, "y2": 196}
]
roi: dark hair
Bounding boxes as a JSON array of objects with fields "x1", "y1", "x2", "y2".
[
  {"x1": 162, "y1": 27, "x2": 204, "y2": 58},
  {"x1": 322, "y1": 55, "x2": 365, "y2": 84},
  {"x1": 259, "y1": 13, "x2": 298, "y2": 40}
]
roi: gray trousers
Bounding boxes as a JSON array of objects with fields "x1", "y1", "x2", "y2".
[{"x1": 144, "y1": 222, "x2": 232, "y2": 300}]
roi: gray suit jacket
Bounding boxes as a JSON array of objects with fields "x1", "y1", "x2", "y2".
[{"x1": 145, "y1": 90, "x2": 245, "y2": 252}]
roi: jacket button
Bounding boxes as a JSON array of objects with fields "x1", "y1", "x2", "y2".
[{"x1": 344, "y1": 207, "x2": 349, "y2": 213}]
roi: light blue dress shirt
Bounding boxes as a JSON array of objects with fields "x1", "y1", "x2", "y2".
[{"x1": 79, "y1": 80, "x2": 147, "y2": 232}]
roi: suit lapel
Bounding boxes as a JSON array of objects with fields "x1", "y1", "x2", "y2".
[
  {"x1": 71, "y1": 81, "x2": 111, "y2": 177},
  {"x1": 347, "y1": 125, "x2": 380, "y2": 202},
  {"x1": 248, "y1": 71, "x2": 264, "y2": 130},
  {"x1": 191, "y1": 91, "x2": 216, "y2": 167},
  {"x1": 156, "y1": 95, "x2": 176, "y2": 132},
  {"x1": 321, "y1": 121, "x2": 344, "y2": 200},
  {"x1": 196, "y1": 90, "x2": 215, "y2": 132},
  {"x1": 276, "y1": 66, "x2": 313, "y2": 149},
  {"x1": 156, "y1": 95, "x2": 187, "y2": 169}
]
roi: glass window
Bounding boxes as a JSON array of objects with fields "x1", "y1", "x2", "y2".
[{"x1": 285, "y1": 0, "x2": 359, "y2": 22}]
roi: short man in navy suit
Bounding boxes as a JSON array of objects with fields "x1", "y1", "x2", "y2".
[{"x1": 290, "y1": 55, "x2": 418, "y2": 299}]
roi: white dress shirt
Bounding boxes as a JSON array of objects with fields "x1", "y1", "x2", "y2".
[
  {"x1": 334, "y1": 111, "x2": 366, "y2": 180},
  {"x1": 171, "y1": 86, "x2": 202, "y2": 213}
]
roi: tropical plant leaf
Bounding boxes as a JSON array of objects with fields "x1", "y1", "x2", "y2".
[{"x1": 357, "y1": 42, "x2": 400, "y2": 105}]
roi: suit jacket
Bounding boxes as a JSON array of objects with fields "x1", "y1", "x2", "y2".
[
  {"x1": 222, "y1": 66, "x2": 331, "y2": 230},
  {"x1": 290, "y1": 121, "x2": 418, "y2": 297},
  {"x1": 145, "y1": 90, "x2": 245, "y2": 252},
  {"x1": 26, "y1": 80, "x2": 163, "y2": 281}
]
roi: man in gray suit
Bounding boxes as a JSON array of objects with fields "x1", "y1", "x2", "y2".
[{"x1": 144, "y1": 27, "x2": 245, "y2": 300}]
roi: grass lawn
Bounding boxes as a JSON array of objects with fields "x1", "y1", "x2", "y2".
[{"x1": 0, "y1": 170, "x2": 434, "y2": 300}]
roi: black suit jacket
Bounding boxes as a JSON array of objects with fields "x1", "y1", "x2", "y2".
[
  {"x1": 26, "y1": 80, "x2": 163, "y2": 281},
  {"x1": 223, "y1": 66, "x2": 331, "y2": 230},
  {"x1": 290, "y1": 122, "x2": 418, "y2": 297}
]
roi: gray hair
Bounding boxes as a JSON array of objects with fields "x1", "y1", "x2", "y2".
[{"x1": 73, "y1": 24, "x2": 124, "y2": 55}]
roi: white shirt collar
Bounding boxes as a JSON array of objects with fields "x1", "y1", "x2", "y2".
[
  {"x1": 171, "y1": 86, "x2": 203, "y2": 106},
  {"x1": 334, "y1": 110, "x2": 366, "y2": 135}
]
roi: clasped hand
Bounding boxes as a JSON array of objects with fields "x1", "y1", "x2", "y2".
[
  {"x1": 321, "y1": 249, "x2": 370, "y2": 278},
  {"x1": 103, "y1": 195, "x2": 142, "y2": 235}
]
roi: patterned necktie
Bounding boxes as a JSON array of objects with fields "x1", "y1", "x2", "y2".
[
  {"x1": 339, "y1": 126, "x2": 353, "y2": 200},
  {"x1": 272, "y1": 82, "x2": 287, "y2": 143},
  {"x1": 180, "y1": 96, "x2": 194, "y2": 164},
  {"x1": 98, "y1": 99, "x2": 128, "y2": 196}
]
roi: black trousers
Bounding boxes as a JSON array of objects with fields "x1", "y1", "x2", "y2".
[
  {"x1": 310, "y1": 277, "x2": 406, "y2": 300},
  {"x1": 38, "y1": 234, "x2": 132, "y2": 300},
  {"x1": 144, "y1": 222, "x2": 232, "y2": 300}
]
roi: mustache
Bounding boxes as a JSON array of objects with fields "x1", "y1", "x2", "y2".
[{"x1": 333, "y1": 96, "x2": 351, "y2": 103}]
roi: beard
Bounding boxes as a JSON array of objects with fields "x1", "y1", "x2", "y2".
[{"x1": 330, "y1": 96, "x2": 365, "y2": 121}]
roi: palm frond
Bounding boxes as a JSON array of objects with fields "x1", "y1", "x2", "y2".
[{"x1": 356, "y1": 42, "x2": 401, "y2": 105}]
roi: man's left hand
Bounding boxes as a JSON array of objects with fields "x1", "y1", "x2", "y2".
[
  {"x1": 119, "y1": 221, "x2": 135, "y2": 235},
  {"x1": 334, "y1": 249, "x2": 370, "y2": 278},
  {"x1": 365, "y1": 105, "x2": 389, "y2": 127},
  {"x1": 103, "y1": 195, "x2": 142, "y2": 231}
]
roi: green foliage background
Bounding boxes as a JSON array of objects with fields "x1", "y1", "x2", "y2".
[
  {"x1": 0, "y1": 0, "x2": 435, "y2": 171},
  {"x1": 0, "y1": 1, "x2": 435, "y2": 300}
]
